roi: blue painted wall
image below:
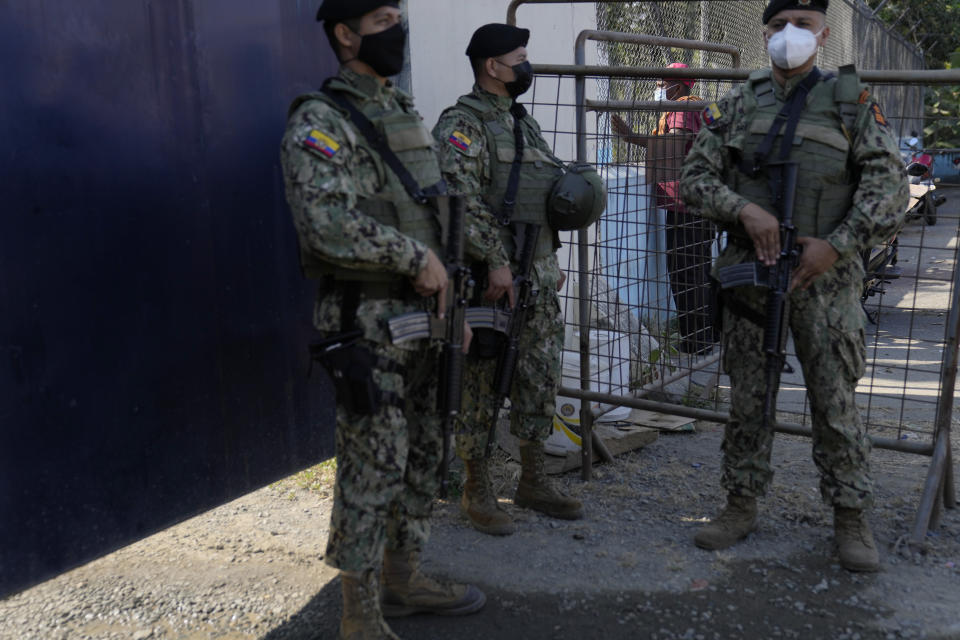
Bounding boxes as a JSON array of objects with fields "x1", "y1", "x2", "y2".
[{"x1": 0, "y1": 0, "x2": 339, "y2": 596}]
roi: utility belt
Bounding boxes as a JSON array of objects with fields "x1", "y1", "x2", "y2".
[{"x1": 320, "y1": 275, "x2": 416, "y2": 302}]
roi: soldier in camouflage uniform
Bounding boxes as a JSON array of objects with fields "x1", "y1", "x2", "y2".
[
  {"x1": 432, "y1": 24, "x2": 584, "y2": 536},
  {"x1": 280, "y1": 2, "x2": 484, "y2": 637},
  {"x1": 679, "y1": 0, "x2": 908, "y2": 572}
]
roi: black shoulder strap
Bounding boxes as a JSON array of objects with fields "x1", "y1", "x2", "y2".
[
  {"x1": 740, "y1": 68, "x2": 822, "y2": 176},
  {"x1": 320, "y1": 81, "x2": 444, "y2": 204},
  {"x1": 497, "y1": 101, "x2": 528, "y2": 226}
]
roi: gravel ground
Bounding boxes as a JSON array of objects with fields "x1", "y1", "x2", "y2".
[{"x1": 2, "y1": 423, "x2": 958, "y2": 640}]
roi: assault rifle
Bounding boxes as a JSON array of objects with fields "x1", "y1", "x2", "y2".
[
  {"x1": 386, "y1": 196, "x2": 470, "y2": 498},
  {"x1": 469, "y1": 222, "x2": 542, "y2": 458},
  {"x1": 714, "y1": 161, "x2": 800, "y2": 432}
]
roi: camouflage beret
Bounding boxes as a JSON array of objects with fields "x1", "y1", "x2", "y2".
[
  {"x1": 316, "y1": 0, "x2": 399, "y2": 24},
  {"x1": 763, "y1": 0, "x2": 828, "y2": 23}
]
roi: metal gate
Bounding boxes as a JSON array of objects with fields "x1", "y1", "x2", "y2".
[{"x1": 508, "y1": 1, "x2": 959, "y2": 543}]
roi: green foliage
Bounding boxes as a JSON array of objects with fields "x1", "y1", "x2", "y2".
[
  {"x1": 868, "y1": 0, "x2": 960, "y2": 69},
  {"x1": 272, "y1": 457, "x2": 338, "y2": 498},
  {"x1": 923, "y1": 46, "x2": 960, "y2": 148},
  {"x1": 866, "y1": 1, "x2": 960, "y2": 148}
]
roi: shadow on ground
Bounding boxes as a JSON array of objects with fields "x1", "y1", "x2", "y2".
[{"x1": 264, "y1": 552, "x2": 898, "y2": 640}]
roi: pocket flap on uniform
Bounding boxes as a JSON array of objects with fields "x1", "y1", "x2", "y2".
[
  {"x1": 495, "y1": 146, "x2": 559, "y2": 165},
  {"x1": 747, "y1": 118, "x2": 849, "y2": 152},
  {"x1": 387, "y1": 123, "x2": 436, "y2": 152}
]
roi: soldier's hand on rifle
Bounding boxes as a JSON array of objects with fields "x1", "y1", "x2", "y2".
[
  {"x1": 738, "y1": 202, "x2": 781, "y2": 267},
  {"x1": 557, "y1": 270, "x2": 566, "y2": 291},
  {"x1": 790, "y1": 237, "x2": 839, "y2": 292},
  {"x1": 413, "y1": 248, "x2": 449, "y2": 312},
  {"x1": 485, "y1": 264, "x2": 516, "y2": 308}
]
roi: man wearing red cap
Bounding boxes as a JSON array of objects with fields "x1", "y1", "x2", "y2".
[{"x1": 613, "y1": 63, "x2": 718, "y2": 355}]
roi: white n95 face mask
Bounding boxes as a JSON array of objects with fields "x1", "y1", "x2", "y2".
[
  {"x1": 766, "y1": 23, "x2": 822, "y2": 70},
  {"x1": 653, "y1": 87, "x2": 668, "y2": 101}
]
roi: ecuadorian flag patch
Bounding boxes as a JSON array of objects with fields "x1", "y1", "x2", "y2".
[
  {"x1": 448, "y1": 130, "x2": 472, "y2": 152},
  {"x1": 702, "y1": 103, "x2": 722, "y2": 126},
  {"x1": 304, "y1": 129, "x2": 340, "y2": 158}
]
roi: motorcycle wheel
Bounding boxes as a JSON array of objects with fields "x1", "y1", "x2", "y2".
[{"x1": 925, "y1": 194, "x2": 937, "y2": 226}]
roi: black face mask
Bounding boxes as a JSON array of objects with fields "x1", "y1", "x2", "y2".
[
  {"x1": 497, "y1": 60, "x2": 534, "y2": 98},
  {"x1": 355, "y1": 22, "x2": 406, "y2": 77}
]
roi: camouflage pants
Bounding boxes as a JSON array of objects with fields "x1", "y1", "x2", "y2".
[
  {"x1": 720, "y1": 257, "x2": 873, "y2": 509},
  {"x1": 325, "y1": 339, "x2": 442, "y2": 572},
  {"x1": 454, "y1": 284, "x2": 564, "y2": 460}
]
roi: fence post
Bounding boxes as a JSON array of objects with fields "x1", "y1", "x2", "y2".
[{"x1": 911, "y1": 236, "x2": 960, "y2": 542}]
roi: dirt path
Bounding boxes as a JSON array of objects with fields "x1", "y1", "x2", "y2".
[{"x1": 2, "y1": 422, "x2": 958, "y2": 640}]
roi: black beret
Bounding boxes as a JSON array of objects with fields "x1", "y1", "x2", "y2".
[
  {"x1": 316, "y1": 0, "x2": 399, "y2": 24},
  {"x1": 465, "y1": 23, "x2": 530, "y2": 59},
  {"x1": 763, "y1": 0, "x2": 828, "y2": 23}
]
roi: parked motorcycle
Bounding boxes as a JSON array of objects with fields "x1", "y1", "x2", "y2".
[{"x1": 903, "y1": 139, "x2": 945, "y2": 226}]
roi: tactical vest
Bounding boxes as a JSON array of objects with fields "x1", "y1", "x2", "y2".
[
  {"x1": 453, "y1": 93, "x2": 564, "y2": 260},
  {"x1": 290, "y1": 80, "x2": 444, "y2": 284},
  {"x1": 728, "y1": 67, "x2": 861, "y2": 240}
]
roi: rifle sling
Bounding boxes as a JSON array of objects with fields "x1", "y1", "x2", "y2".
[{"x1": 497, "y1": 101, "x2": 528, "y2": 226}]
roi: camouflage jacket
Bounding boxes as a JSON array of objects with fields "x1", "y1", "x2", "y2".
[
  {"x1": 679, "y1": 67, "x2": 908, "y2": 262},
  {"x1": 432, "y1": 85, "x2": 561, "y2": 291},
  {"x1": 280, "y1": 67, "x2": 437, "y2": 346}
]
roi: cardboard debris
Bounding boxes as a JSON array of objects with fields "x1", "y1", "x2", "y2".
[
  {"x1": 497, "y1": 420, "x2": 658, "y2": 474},
  {"x1": 627, "y1": 408, "x2": 697, "y2": 432}
]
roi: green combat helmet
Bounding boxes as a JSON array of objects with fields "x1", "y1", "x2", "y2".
[{"x1": 547, "y1": 163, "x2": 607, "y2": 230}]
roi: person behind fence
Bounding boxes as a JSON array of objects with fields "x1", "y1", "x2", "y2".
[
  {"x1": 280, "y1": 2, "x2": 486, "y2": 637},
  {"x1": 611, "y1": 64, "x2": 718, "y2": 355},
  {"x1": 679, "y1": 0, "x2": 908, "y2": 572},
  {"x1": 432, "y1": 24, "x2": 605, "y2": 536}
]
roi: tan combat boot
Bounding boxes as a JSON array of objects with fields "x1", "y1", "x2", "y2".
[
  {"x1": 461, "y1": 458, "x2": 515, "y2": 536},
  {"x1": 513, "y1": 441, "x2": 583, "y2": 520},
  {"x1": 834, "y1": 507, "x2": 880, "y2": 572},
  {"x1": 380, "y1": 550, "x2": 486, "y2": 618},
  {"x1": 340, "y1": 569, "x2": 400, "y2": 640},
  {"x1": 694, "y1": 495, "x2": 758, "y2": 550}
]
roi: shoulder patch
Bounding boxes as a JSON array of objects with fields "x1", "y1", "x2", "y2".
[
  {"x1": 702, "y1": 102, "x2": 723, "y2": 127},
  {"x1": 303, "y1": 129, "x2": 341, "y2": 158},
  {"x1": 448, "y1": 130, "x2": 472, "y2": 153},
  {"x1": 871, "y1": 102, "x2": 889, "y2": 128},
  {"x1": 858, "y1": 89, "x2": 871, "y2": 104}
]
